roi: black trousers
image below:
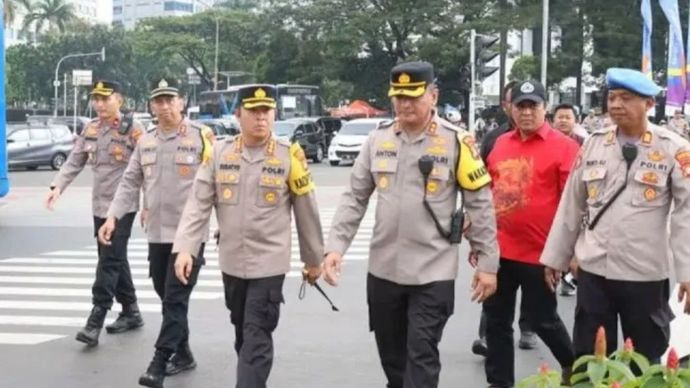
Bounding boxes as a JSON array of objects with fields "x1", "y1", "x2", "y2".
[
  {"x1": 367, "y1": 273, "x2": 454, "y2": 388},
  {"x1": 150, "y1": 243, "x2": 204, "y2": 353},
  {"x1": 91, "y1": 213, "x2": 137, "y2": 309},
  {"x1": 223, "y1": 273, "x2": 285, "y2": 388},
  {"x1": 484, "y1": 259, "x2": 575, "y2": 387},
  {"x1": 574, "y1": 269, "x2": 673, "y2": 363},
  {"x1": 478, "y1": 302, "x2": 531, "y2": 338}
]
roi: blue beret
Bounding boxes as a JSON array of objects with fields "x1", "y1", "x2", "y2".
[{"x1": 606, "y1": 68, "x2": 661, "y2": 97}]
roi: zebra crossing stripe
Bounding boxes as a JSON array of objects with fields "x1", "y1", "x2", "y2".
[
  {"x1": 0, "y1": 287, "x2": 223, "y2": 299},
  {"x1": 0, "y1": 333, "x2": 65, "y2": 345}
]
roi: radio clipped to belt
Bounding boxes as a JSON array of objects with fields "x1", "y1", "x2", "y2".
[{"x1": 418, "y1": 155, "x2": 464, "y2": 244}]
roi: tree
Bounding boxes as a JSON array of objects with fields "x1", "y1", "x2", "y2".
[
  {"x1": 509, "y1": 55, "x2": 540, "y2": 81},
  {"x1": 22, "y1": 0, "x2": 76, "y2": 37},
  {"x1": 4, "y1": 0, "x2": 33, "y2": 28}
]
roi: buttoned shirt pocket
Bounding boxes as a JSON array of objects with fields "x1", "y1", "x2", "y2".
[
  {"x1": 371, "y1": 158, "x2": 398, "y2": 193},
  {"x1": 257, "y1": 175, "x2": 286, "y2": 208},
  {"x1": 582, "y1": 167, "x2": 607, "y2": 207},
  {"x1": 426, "y1": 164, "x2": 451, "y2": 202},
  {"x1": 175, "y1": 152, "x2": 199, "y2": 180},
  {"x1": 141, "y1": 151, "x2": 157, "y2": 178},
  {"x1": 83, "y1": 139, "x2": 98, "y2": 165},
  {"x1": 216, "y1": 171, "x2": 240, "y2": 205},
  {"x1": 631, "y1": 169, "x2": 670, "y2": 208},
  {"x1": 108, "y1": 140, "x2": 131, "y2": 164}
]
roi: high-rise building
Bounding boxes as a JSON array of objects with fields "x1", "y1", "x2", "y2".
[
  {"x1": 4, "y1": 0, "x2": 113, "y2": 47},
  {"x1": 112, "y1": 0, "x2": 218, "y2": 29}
]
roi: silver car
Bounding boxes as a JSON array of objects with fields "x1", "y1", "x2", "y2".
[{"x1": 7, "y1": 123, "x2": 75, "y2": 170}]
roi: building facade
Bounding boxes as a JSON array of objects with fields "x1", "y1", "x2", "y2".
[{"x1": 112, "y1": 0, "x2": 217, "y2": 29}]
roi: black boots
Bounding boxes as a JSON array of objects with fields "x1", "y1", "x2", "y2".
[
  {"x1": 139, "y1": 350, "x2": 171, "y2": 388},
  {"x1": 75, "y1": 306, "x2": 107, "y2": 346},
  {"x1": 105, "y1": 303, "x2": 144, "y2": 334},
  {"x1": 165, "y1": 341, "x2": 197, "y2": 376}
]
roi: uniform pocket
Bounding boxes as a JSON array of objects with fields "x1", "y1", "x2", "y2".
[
  {"x1": 108, "y1": 141, "x2": 131, "y2": 164},
  {"x1": 263, "y1": 288, "x2": 284, "y2": 331},
  {"x1": 256, "y1": 173, "x2": 286, "y2": 208},
  {"x1": 174, "y1": 153, "x2": 198, "y2": 180},
  {"x1": 582, "y1": 167, "x2": 607, "y2": 206},
  {"x1": 371, "y1": 158, "x2": 398, "y2": 192},
  {"x1": 631, "y1": 170, "x2": 670, "y2": 208},
  {"x1": 426, "y1": 164, "x2": 450, "y2": 202},
  {"x1": 141, "y1": 152, "x2": 157, "y2": 178}
]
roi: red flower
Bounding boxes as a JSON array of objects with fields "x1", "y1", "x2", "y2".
[
  {"x1": 610, "y1": 382, "x2": 621, "y2": 388},
  {"x1": 667, "y1": 348, "x2": 679, "y2": 370},
  {"x1": 624, "y1": 338, "x2": 634, "y2": 353},
  {"x1": 539, "y1": 362, "x2": 549, "y2": 375},
  {"x1": 595, "y1": 326, "x2": 607, "y2": 360}
]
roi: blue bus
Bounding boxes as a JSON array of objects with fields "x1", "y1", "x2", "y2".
[
  {"x1": 0, "y1": 9, "x2": 9, "y2": 198},
  {"x1": 198, "y1": 84, "x2": 323, "y2": 120}
]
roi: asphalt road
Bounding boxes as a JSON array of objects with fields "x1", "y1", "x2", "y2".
[{"x1": 0, "y1": 162, "x2": 579, "y2": 388}]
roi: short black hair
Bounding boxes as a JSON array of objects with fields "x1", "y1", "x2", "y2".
[
  {"x1": 502, "y1": 81, "x2": 518, "y2": 103},
  {"x1": 553, "y1": 103, "x2": 577, "y2": 117}
]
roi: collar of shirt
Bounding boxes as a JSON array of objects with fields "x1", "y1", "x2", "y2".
[
  {"x1": 156, "y1": 118, "x2": 188, "y2": 140},
  {"x1": 396, "y1": 113, "x2": 438, "y2": 144},
  {"x1": 99, "y1": 113, "x2": 123, "y2": 131},
  {"x1": 509, "y1": 121, "x2": 551, "y2": 142}
]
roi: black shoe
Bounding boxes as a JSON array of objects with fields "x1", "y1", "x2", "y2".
[
  {"x1": 75, "y1": 306, "x2": 107, "y2": 346},
  {"x1": 471, "y1": 338, "x2": 488, "y2": 357},
  {"x1": 518, "y1": 331, "x2": 537, "y2": 350},
  {"x1": 139, "y1": 350, "x2": 171, "y2": 388},
  {"x1": 560, "y1": 275, "x2": 577, "y2": 297},
  {"x1": 106, "y1": 303, "x2": 144, "y2": 334},
  {"x1": 165, "y1": 342, "x2": 197, "y2": 376}
]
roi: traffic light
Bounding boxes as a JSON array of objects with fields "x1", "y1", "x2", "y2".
[{"x1": 475, "y1": 34, "x2": 499, "y2": 82}]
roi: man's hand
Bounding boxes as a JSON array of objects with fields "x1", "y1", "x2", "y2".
[
  {"x1": 471, "y1": 271, "x2": 497, "y2": 303},
  {"x1": 303, "y1": 264, "x2": 321, "y2": 285},
  {"x1": 467, "y1": 250, "x2": 479, "y2": 268},
  {"x1": 45, "y1": 187, "x2": 61, "y2": 210},
  {"x1": 322, "y1": 252, "x2": 343, "y2": 287},
  {"x1": 678, "y1": 282, "x2": 690, "y2": 314},
  {"x1": 97, "y1": 217, "x2": 117, "y2": 245},
  {"x1": 174, "y1": 252, "x2": 194, "y2": 285},
  {"x1": 545, "y1": 266, "x2": 562, "y2": 293},
  {"x1": 140, "y1": 209, "x2": 149, "y2": 228}
]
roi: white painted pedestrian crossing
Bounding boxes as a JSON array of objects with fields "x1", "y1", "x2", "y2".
[{"x1": 0, "y1": 207, "x2": 375, "y2": 346}]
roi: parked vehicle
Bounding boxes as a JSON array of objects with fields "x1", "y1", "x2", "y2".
[
  {"x1": 7, "y1": 123, "x2": 75, "y2": 170},
  {"x1": 26, "y1": 115, "x2": 91, "y2": 135},
  {"x1": 327, "y1": 118, "x2": 387, "y2": 166},
  {"x1": 287, "y1": 116, "x2": 342, "y2": 148},
  {"x1": 195, "y1": 118, "x2": 239, "y2": 142},
  {"x1": 274, "y1": 119, "x2": 327, "y2": 163}
]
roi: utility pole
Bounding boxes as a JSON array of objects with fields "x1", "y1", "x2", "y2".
[
  {"x1": 214, "y1": 18, "x2": 219, "y2": 91},
  {"x1": 541, "y1": 0, "x2": 549, "y2": 87},
  {"x1": 470, "y1": 29, "x2": 477, "y2": 136}
]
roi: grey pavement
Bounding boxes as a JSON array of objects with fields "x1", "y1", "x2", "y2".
[{"x1": 0, "y1": 162, "x2": 577, "y2": 387}]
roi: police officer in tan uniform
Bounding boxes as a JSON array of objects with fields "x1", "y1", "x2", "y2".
[
  {"x1": 541, "y1": 68, "x2": 690, "y2": 364},
  {"x1": 172, "y1": 84, "x2": 323, "y2": 388},
  {"x1": 98, "y1": 77, "x2": 214, "y2": 388},
  {"x1": 46, "y1": 80, "x2": 145, "y2": 346},
  {"x1": 323, "y1": 61, "x2": 499, "y2": 388}
]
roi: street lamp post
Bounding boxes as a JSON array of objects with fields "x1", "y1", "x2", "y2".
[
  {"x1": 53, "y1": 47, "x2": 105, "y2": 117},
  {"x1": 541, "y1": 0, "x2": 549, "y2": 87}
]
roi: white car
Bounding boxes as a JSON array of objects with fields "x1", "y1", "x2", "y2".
[{"x1": 327, "y1": 118, "x2": 388, "y2": 166}]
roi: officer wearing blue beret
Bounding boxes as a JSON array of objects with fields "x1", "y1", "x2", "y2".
[{"x1": 541, "y1": 67, "x2": 690, "y2": 366}]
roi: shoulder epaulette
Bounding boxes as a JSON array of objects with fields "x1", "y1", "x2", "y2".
[{"x1": 377, "y1": 119, "x2": 395, "y2": 130}]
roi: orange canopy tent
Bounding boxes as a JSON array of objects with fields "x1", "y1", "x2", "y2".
[{"x1": 329, "y1": 100, "x2": 389, "y2": 119}]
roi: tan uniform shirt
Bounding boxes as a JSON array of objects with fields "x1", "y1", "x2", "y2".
[
  {"x1": 541, "y1": 123, "x2": 690, "y2": 282},
  {"x1": 326, "y1": 115, "x2": 499, "y2": 285},
  {"x1": 51, "y1": 115, "x2": 144, "y2": 218},
  {"x1": 172, "y1": 136, "x2": 324, "y2": 279},
  {"x1": 108, "y1": 118, "x2": 213, "y2": 243}
]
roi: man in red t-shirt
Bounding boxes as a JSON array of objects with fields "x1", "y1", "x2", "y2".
[{"x1": 483, "y1": 80, "x2": 577, "y2": 388}]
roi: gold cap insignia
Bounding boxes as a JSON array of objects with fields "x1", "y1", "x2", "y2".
[
  {"x1": 398, "y1": 73, "x2": 411, "y2": 84},
  {"x1": 96, "y1": 82, "x2": 104, "y2": 89},
  {"x1": 158, "y1": 79, "x2": 168, "y2": 88},
  {"x1": 255, "y1": 88, "x2": 267, "y2": 98}
]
